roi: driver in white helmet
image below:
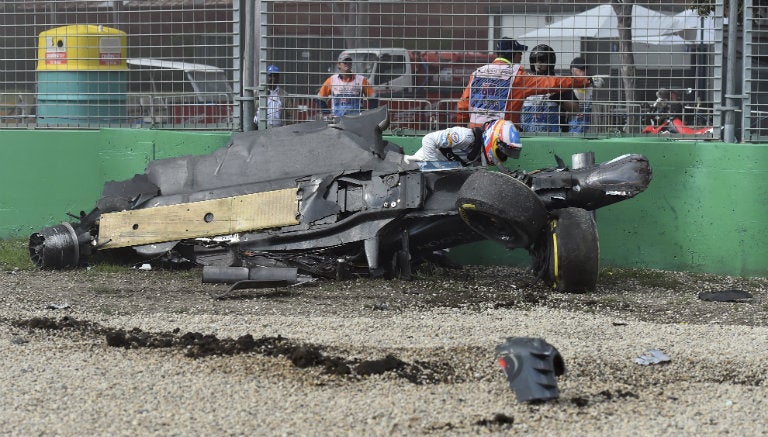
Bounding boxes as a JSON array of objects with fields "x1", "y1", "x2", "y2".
[{"x1": 403, "y1": 120, "x2": 521, "y2": 167}]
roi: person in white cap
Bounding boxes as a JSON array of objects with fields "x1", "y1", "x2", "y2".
[{"x1": 318, "y1": 54, "x2": 377, "y2": 117}]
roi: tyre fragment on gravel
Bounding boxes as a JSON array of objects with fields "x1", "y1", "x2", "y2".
[
  {"x1": 698, "y1": 289, "x2": 753, "y2": 302},
  {"x1": 495, "y1": 337, "x2": 564, "y2": 403}
]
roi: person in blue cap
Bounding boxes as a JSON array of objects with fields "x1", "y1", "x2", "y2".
[
  {"x1": 498, "y1": 36, "x2": 528, "y2": 65},
  {"x1": 254, "y1": 64, "x2": 292, "y2": 128}
]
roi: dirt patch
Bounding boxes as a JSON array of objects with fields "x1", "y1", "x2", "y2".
[{"x1": 10, "y1": 315, "x2": 459, "y2": 384}]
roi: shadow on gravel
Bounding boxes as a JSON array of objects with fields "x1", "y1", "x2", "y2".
[{"x1": 11, "y1": 316, "x2": 460, "y2": 385}]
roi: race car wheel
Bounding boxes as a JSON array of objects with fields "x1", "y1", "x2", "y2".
[
  {"x1": 534, "y1": 208, "x2": 599, "y2": 293},
  {"x1": 456, "y1": 171, "x2": 547, "y2": 249}
]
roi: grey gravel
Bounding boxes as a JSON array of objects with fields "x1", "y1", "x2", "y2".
[{"x1": 1, "y1": 265, "x2": 766, "y2": 436}]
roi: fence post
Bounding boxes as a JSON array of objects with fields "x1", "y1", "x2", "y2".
[{"x1": 722, "y1": 0, "x2": 741, "y2": 142}]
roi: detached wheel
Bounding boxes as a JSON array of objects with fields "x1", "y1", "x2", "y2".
[
  {"x1": 534, "y1": 208, "x2": 599, "y2": 293},
  {"x1": 456, "y1": 171, "x2": 547, "y2": 249},
  {"x1": 28, "y1": 222, "x2": 82, "y2": 269}
]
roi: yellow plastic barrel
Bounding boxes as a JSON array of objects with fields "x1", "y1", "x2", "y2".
[{"x1": 37, "y1": 25, "x2": 128, "y2": 126}]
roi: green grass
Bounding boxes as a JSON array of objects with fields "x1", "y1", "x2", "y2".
[
  {"x1": 1, "y1": 237, "x2": 140, "y2": 272},
  {"x1": 91, "y1": 285, "x2": 123, "y2": 295},
  {"x1": 601, "y1": 266, "x2": 768, "y2": 290},
  {"x1": 0, "y1": 238, "x2": 34, "y2": 270},
  {"x1": 85, "y1": 263, "x2": 133, "y2": 274}
]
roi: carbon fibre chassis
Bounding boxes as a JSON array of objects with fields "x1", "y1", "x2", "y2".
[{"x1": 29, "y1": 106, "x2": 652, "y2": 287}]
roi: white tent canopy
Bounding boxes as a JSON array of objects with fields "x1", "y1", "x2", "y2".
[
  {"x1": 518, "y1": 5, "x2": 685, "y2": 44},
  {"x1": 516, "y1": 5, "x2": 688, "y2": 70},
  {"x1": 661, "y1": 10, "x2": 720, "y2": 44}
]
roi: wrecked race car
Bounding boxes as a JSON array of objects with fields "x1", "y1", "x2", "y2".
[{"x1": 29, "y1": 107, "x2": 651, "y2": 293}]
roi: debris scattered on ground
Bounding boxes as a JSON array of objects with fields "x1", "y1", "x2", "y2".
[
  {"x1": 45, "y1": 303, "x2": 70, "y2": 310},
  {"x1": 698, "y1": 289, "x2": 753, "y2": 302},
  {"x1": 474, "y1": 413, "x2": 515, "y2": 427},
  {"x1": 635, "y1": 349, "x2": 671, "y2": 366},
  {"x1": 495, "y1": 337, "x2": 564, "y2": 402}
]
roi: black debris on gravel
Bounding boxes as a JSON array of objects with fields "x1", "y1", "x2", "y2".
[
  {"x1": 598, "y1": 389, "x2": 640, "y2": 400},
  {"x1": 10, "y1": 316, "x2": 459, "y2": 384},
  {"x1": 474, "y1": 413, "x2": 515, "y2": 427},
  {"x1": 698, "y1": 289, "x2": 753, "y2": 302},
  {"x1": 14, "y1": 316, "x2": 94, "y2": 331},
  {"x1": 569, "y1": 396, "x2": 590, "y2": 407},
  {"x1": 355, "y1": 354, "x2": 405, "y2": 375}
]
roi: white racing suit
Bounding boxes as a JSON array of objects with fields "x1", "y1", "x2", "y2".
[{"x1": 403, "y1": 127, "x2": 480, "y2": 164}]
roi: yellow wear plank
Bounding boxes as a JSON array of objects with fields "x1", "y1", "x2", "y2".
[{"x1": 98, "y1": 188, "x2": 299, "y2": 249}]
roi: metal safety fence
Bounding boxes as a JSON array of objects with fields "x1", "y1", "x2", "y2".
[
  {"x1": 0, "y1": 0, "x2": 238, "y2": 129},
  {"x1": 2, "y1": 1, "x2": 768, "y2": 142},
  {"x1": 253, "y1": 0, "x2": 730, "y2": 139}
]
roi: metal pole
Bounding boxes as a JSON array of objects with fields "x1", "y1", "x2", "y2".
[
  {"x1": 241, "y1": 0, "x2": 255, "y2": 132},
  {"x1": 256, "y1": 1, "x2": 268, "y2": 131},
  {"x1": 722, "y1": 0, "x2": 740, "y2": 142},
  {"x1": 740, "y1": 0, "x2": 754, "y2": 142}
]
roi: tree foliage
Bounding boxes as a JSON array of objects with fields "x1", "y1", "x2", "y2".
[{"x1": 688, "y1": 0, "x2": 746, "y2": 20}]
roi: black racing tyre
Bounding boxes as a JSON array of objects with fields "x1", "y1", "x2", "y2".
[
  {"x1": 456, "y1": 170, "x2": 547, "y2": 249},
  {"x1": 535, "y1": 208, "x2": 599, "y2": 293}
]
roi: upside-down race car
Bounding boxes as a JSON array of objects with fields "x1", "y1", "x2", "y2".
[{"x1": 30, "y1": 107, "x2": 651, "y2": 293}]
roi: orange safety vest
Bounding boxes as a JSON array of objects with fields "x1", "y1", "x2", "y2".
[
  {"x1": 457, "y1": 58, "x2": 591, "y2": 128},
  {"x1": 318, "y1": 74, "x2": 375, "y2": 117}
]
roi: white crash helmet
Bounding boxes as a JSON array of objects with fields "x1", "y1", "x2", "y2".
[{"x1": 483, "y1": 120, "x2": 522, "y2": 164}]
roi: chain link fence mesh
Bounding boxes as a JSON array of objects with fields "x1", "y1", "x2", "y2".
[{"x1": 3, "y1": 1, "x2": 765, "y2": 141}]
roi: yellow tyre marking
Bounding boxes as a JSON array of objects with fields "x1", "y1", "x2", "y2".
[
  {"x1": 458, "y1": 203, "x2": 476, "y2": 223},
  {"x1": 551, "y1": 219, "x2": 560, "y2": 289}
]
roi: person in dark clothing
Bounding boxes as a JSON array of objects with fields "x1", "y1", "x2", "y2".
[
  {"x1": 524, "y1": 44, "x2": 579, "y2": 132},
  {"x1": 567, "y1": 57, "x2": 594, "y2": 133}
]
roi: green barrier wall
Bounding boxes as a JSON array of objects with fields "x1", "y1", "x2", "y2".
[
  {"x1": 392, "y1": 135, "x2": 768, "y2": 277},
  {"x1": 0, "y1": 129, "x2": 230, "y2": 237},
  {"x1": 1, "y1": 129, "x2": 766, "y2": 277}
]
